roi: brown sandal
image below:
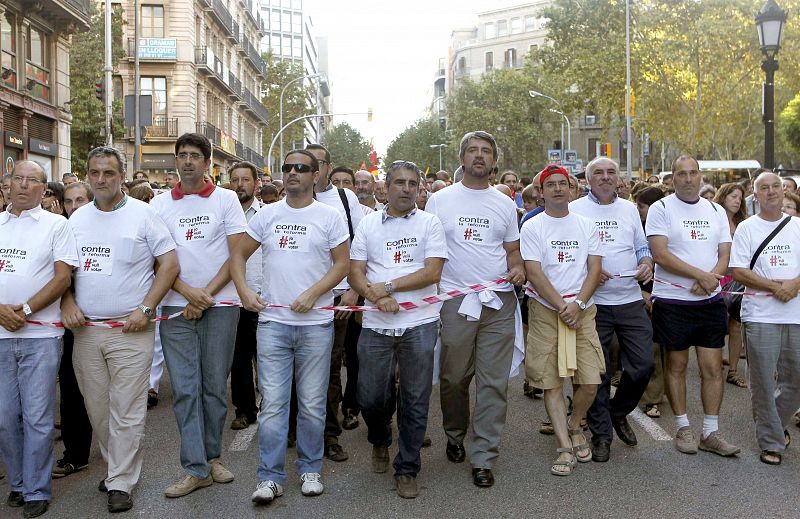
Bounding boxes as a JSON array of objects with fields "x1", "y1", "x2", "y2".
[
  {"x1": 569, "y1": 428, "x2": 592, "y2": 463},
  {"x1": 726, "y1": 370, "x2": 747, "y2": 388}
]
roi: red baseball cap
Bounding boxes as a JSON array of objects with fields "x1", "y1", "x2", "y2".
[{"x1": 539, "y1": 164, "x2": 570, "y2": 187}]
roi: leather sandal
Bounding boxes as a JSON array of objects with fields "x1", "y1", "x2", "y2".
[
  {"x1": 759, "y1": 450, "x2": 781, "y2": 465},
  {"x1": 726, "y1": 370, "x2": 747, "y2": 388},
  {"x1": 550, "y1": 447, "x2": 576, "y2": 476},
  {"x1": 645, "y1": 404, "x2": 661, "y2": 418},
  {"x1": 569, "y1": 427, "x2": 592, "y2": 463}
]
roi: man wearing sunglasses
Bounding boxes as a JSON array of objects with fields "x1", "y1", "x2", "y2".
[
  {"x1": 305, "y1": 144, "x2": 365, "y2": 461},
  {"x1": 0, "y1": 161, "x2": 78, "y2": 518},
  {"x1": 230, "y1": 149, "x2": 350, "y2": 504},
  {"x1": 150, "y1": 133, "x2": 247, "y2": 498}
]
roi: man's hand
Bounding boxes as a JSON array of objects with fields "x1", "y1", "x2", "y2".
[
  {"x1": 61, "y1": 299, "x2": 86, "y2": 330},
  {"x1": 291, "y1": 288, "x2": 320, "y2": 314},
  {"x1": 0, "y1": 304, "x2": 25, "y2": 332},
  {"x1": 183, "y1": 303, "x2": 204, "y2": 320},
  {"x1": 241, "y1": 288, "x2": 266, "y2": 313},
  {"x1": 506, "y1": 264, "x2": 526, "y2": 286},
  {"x1": 634, "y1": 262, "x2": 653, "y2": 283},
  {"x1": 182, "y1": 286, "x2": 215, "y2": 310},
  {"x1": 364, "y1": 283, "x2": 388, "y2": 304},
  {"x1": 335, "y1": 289, "x2": 358, "y2": 320},
  {"x1": 559, "y1": 301, "x2": 582, "y2": 330},
  {"x1": 693, "y1": 271, "x2": 723, "y2": 295},
  {"x1": 773, "y1": 279, "x2": 800, "y2": 303},
  {"x1": 598, "y1": 270, "x2": 615, "y2": 286},
  {"x1": 122, "y1": 308, "x2": 149, "y2": 333},
  {"x1": 376, "y1": 296, "x2": 400, "y2": 314},
  {"x1": 642, "y1": 291, "x2": 653, "y2": 313}
]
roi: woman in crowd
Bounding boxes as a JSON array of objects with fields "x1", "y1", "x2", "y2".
[
  {"x1": 713, "y1": 183, "x2": 748, "y2": 388},
  {"x1": 129, "y1": 181, "x2": 155, "y2": 203},
  {"x1": 42, "y1": 181, "x2": 65, "y2": 216},
  {"x1": 783, "y1": 191, "x2": 800, "y2": 216},
  {"x1": 700, "y1": 184, "x2": 717, "y2": 200}
]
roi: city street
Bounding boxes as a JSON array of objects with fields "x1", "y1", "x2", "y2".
[{"x1": 2, "y1": 356, "x2": 799, "y2": 519}]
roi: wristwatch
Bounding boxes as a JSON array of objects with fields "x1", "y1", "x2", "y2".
[
  {"x1": 574, "y1": 299, "x2": 587, "y2": 311},
  {"x1": 138, "y1": 304, "x2": 153, "y2": 317},
  {"x1": 384, "y1": 281, "x2": 394, "y2": 296},
  {"x1": 22, "y1": 303, "x2": 33, "y2": 317}
]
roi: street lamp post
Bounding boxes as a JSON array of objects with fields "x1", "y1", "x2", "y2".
[
  {"x1": 529, "y1": 90, "x2": 570, "y2": 162},
  {"x1": 279, "y1": 73, "x2": 329, "y2": 164},
  {"x1": 756, "y1": 0, "x2": 788, "y2": 170},
  {"x1": 429, "y1": 143, "x2": 447, "y2": 171}
]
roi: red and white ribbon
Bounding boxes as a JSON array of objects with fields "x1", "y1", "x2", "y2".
[
  {"x1": 25, "y1": 278, "x2": 511, "y2": 329},
  {"x1": 652, "y1": 277, "x2": 774, "y2": 297}
]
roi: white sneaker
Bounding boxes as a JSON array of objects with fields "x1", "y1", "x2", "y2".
[
  {"x1": 300, "y1": 472, "x2": 324, "y2": 496},
  {"x1": 251, "y1": 480, "x2": 283, "y2": 504}
]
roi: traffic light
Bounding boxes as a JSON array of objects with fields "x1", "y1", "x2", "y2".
[
  {"x1": 367, "y1": 107, "x2": 373, "y2": 122},
  {"x1": 95, "y1": 80, "x2": 104, "y2": 102}
]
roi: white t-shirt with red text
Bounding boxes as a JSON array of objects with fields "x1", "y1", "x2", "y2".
[
  {"x1": 645, "y1": 194, "x2": 731, "y2": 301},
  {"x1": 730, "y1": 215, "x2": 800, "y2": 324},
  {"x1": 247, "y1": 199, "x2": 349, "y2": 325},
  {"x1": 151, "y1": 185, "x2": 247, "y2": 307},
  {"x1": 0, "y1": 206, "x2": 78, "y2": 338},
  {"x1": 69, "y1": 198, "x2": 176, "y2": 319},
  {"x1": 520, "y1": 211, "x2": 603, "y2": 311}
]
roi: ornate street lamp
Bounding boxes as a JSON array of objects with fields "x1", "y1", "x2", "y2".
[{"x1": 756, "y1": 0, "x2": 788, "y2": 169}]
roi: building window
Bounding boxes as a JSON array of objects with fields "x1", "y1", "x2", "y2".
[
  {"x1": 504, "y1": 48, "x2": 517, "y2": 68},
  {"x1": 529, "y1": 43, "x2": 539, "y2": 54},
  {"x1": 25, "y1": 25, "x2": 49, "y2": 101},
  {"x1": 511, "y1": 17, "x2": 522, "y2": 34},
  {"x1": 457, "y1": 56, "x2": 466, "y2": 73},
  {"x1": 485, "y1": 51, "x2": 493, "y2": 72},
  {"x1": 293, "y1": 13, "x2": 302, "y2": 33},
  {"x1": 1, "y1": 12, "x2": 16, "y2": 89},
  {"x1": 140, "y1": 76, "x2": 167, "y2": 117},
  {"x1": 141, "y1": 5, "x2": 164, "y2": 38},
  {"x1": 497, "y1": 19, "x2": 508, "y2": 37},
  {"x1": 484, "y1": 22, "x2": 495, "y2": 39},
  {"x1": 281, "y1": 11, "x2": 291, "y2": 32},
  {"x1": 270, "y1": 10, "x2": 280, "y2": 31},
  {"x1": 282, "y1": 35, "x2": 291, "y2": 55},
  {"x1": 525, "y1": 15, "x2": 536, "y2": 32},
  {"x1": 292, "y1": 36, "x2": 301, "y2": 57},
  {"x1": 588, "y1": 138, "x2": 599, "y2": 161}
]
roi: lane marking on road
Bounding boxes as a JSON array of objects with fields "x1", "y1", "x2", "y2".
[
  {"x1": 229, "y1": 424, "x2": 259, "y2": 452},
  {"x1": 610, "y1": 386, "x2": 672, "y2": 441}
]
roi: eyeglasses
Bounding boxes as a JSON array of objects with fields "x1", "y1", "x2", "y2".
[
  {"x1": 176, "y1": 152, "x2": 204, "y2": 161},
  {"x1": 281, "y1": 163, "x2": 314, "y2": 174},
  {"x1": 11, "y1": 175, "x2": 46, "y2": 185}
]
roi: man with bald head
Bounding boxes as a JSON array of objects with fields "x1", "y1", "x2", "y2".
[
  {"x1": 731, "y1": 172, "x2": 800, "y2": 465},
  {"x1": 0, "y1": 161, "x2": 78, "y2": 517}
]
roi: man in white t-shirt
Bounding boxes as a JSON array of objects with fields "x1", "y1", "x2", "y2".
[
  {"x1": 647, "y1": 155, "x2": 739, "y2": 457},
  {"x1": 60, "y1": 146, "x2": 179, "y2": 513},
  {"x1": 230, "y1": 149, "x2": 349, "y2": 504},
  {"x1": 349, "y1": 161, "x2": 447, "y2": 499},
  {"x1": 522, "y1": 165, "x2": 604, "y2": 476},
  {"x1": 426, "y1": 131, "x2": 525, "y2": 488},
  {"x1": 228, "y1": 161, "x2": 263, "y2": 431},
  {"x1": 354, "y1": 169, "x2": 383, "y2": 214},
  {"x1": 731, "y1": 172, "x2": 800, "y2": 465},
  {"x1": 151, "y1": 133, "x2": 247, "y2": 498},
  {"x1": 0, "y1": 161, "x2": 78, "y2": 518},
  {"x1": 570, "y1": 157, "x2": 655, "y2": 462},
  {"x1": 306, "y1": 143, "x2": 365, "y2": 459}
]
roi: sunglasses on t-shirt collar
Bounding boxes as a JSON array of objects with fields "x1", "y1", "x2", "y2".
[{"x1": 281, "y1": 163, "x2": 314, "y2": 174}]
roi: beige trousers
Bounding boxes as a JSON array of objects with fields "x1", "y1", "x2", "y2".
[{"x1": 73, "y1": 322, "x2": 154, "y2": 493}]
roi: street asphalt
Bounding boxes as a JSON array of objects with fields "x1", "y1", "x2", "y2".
[{"x1": 2, "y1": 354, "x2": 799, "y2": 518}]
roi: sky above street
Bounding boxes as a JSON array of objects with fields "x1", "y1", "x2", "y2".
[{"x1": 307, "y1": 0, "x2": 522, "y2": 156}]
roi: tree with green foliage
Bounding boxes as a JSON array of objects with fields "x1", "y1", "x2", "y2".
[
  {"x1": 261, "y1": 52, "x2": 316, "y2": 168},
  {"x1": 323, "y1": 123, "x2": 371, "y2": 170},
  {"x1": 384, "y1": 117, "x2": 457, "y2": 174},
  {"x1": 780, "y1": 92, "x2": 800, "y2": 155},
  {"x1": 69, "y1": 3, "x2": 125, "y2": 175}
]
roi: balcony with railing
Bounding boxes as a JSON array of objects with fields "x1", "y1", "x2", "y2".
[
  {"x1": 196, "y1": 122, "x2": 221, "y2": 144},
  {"x1": 228, "y1": 72, "x2": 242, "y2": 99},
  {"x1": 241, "y1": 85, "x2": 268, "y2": 123},
  {"x1": 194, "y1": 46, "x2": 238, "y2": 97},
  {"x1": 242, "y1": 0, "x2": 265, "y2": 36},
  {"x1": 127, "y1": 116, "x2": 178, "y2": 139},
  {"x1": 209, "y1": 0, "x2": 235, "y2": 38},
  {"x1": 241, "y1": 36, "x2": 267, "y2": 79}
]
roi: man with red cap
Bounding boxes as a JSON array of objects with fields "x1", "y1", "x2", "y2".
[{"x1": 521, "y1": 164, "x2": 605, "y2": 476}]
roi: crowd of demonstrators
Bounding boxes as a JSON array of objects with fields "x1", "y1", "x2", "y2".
[{"x1": 4, "y1": 131, "x2": 800, "y2": 517}]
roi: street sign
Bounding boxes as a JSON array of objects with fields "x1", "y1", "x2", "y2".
[
  {"x1": 548, "y1": 149, "x2": 561, "y2": 163},
  {"x1": 124, "y1": 95, "x2": 153, "y2": 127},
  {"x1": 136, "y1": 38, "x2": 177, "y2": 59},
  {"x1": 564, "y1": 150, "x2": 578, "y2": 163}
]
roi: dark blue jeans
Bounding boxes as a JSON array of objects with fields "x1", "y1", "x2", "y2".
[{"x1": 357, "y1": 321, "x2": 438, "y2": 477}]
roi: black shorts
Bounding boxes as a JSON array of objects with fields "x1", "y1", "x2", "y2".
[{"x1": 651, "y1": 299, "x2": 728, "y2": 351}]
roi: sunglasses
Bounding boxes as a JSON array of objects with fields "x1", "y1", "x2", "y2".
[
  {"x1": 281, "y1": 163, "x2": 314, "y2": 174},
  {"x1": 44, "y1": 190, "x2": 55, "y2": 197}
]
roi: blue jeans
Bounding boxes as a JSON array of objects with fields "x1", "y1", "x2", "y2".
[
  {"x1": 256, "y1": 320, "x2": 333, "y2": 484},
  {"x1": 0, "y1": 337, "x2": 61, "y2": 501},
  {"x1": 160, "y1": 306, "x2": 239, "y2": 478},
  {"x1": 357, "y1": 322, "x2": 438, "y2": 477}
]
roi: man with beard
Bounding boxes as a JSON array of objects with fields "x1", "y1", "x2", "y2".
[
  {"x1": 426, "y1": 131, "x2": 525, "y2": 487},
  {"x1": 354, "y1": 169, "x2": 382, "y2": 214},
  {"x1": 228, "y1": 162, "x2": 263, "y2": 430}
]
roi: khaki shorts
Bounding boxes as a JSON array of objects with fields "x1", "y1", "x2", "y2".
[{"x1": 526, "y1": 298, "x2": 605, "y2": 390}]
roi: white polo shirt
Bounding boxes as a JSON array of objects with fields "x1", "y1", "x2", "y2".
[
  {"x1": 151, "y1": 182, "x2": 247, "y2": 307},
  {"x1": 521, "y1": 211, "x2": 603, "y2": 311},
  {"x1": 247, "y1": 198, "x2": 349, "y2": 325},
  {"x1": 350, "y1": 208, "x2": 448, "y2": 330},
  {"x1": 730, "y1": 215, "x2": 800, "y2": 324},
  {"x1": 0, "y1": 205, "x2": 78, "y2": 338},
  {"x1": 69, "y1": 197, "x2": 176, "y2": 319},
  {"x1": 426, "y1": 182, "x2": 519, "y2": 292},
  {"x1": 570, "y1": 194, "x2": 649, "y2": 305}
]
